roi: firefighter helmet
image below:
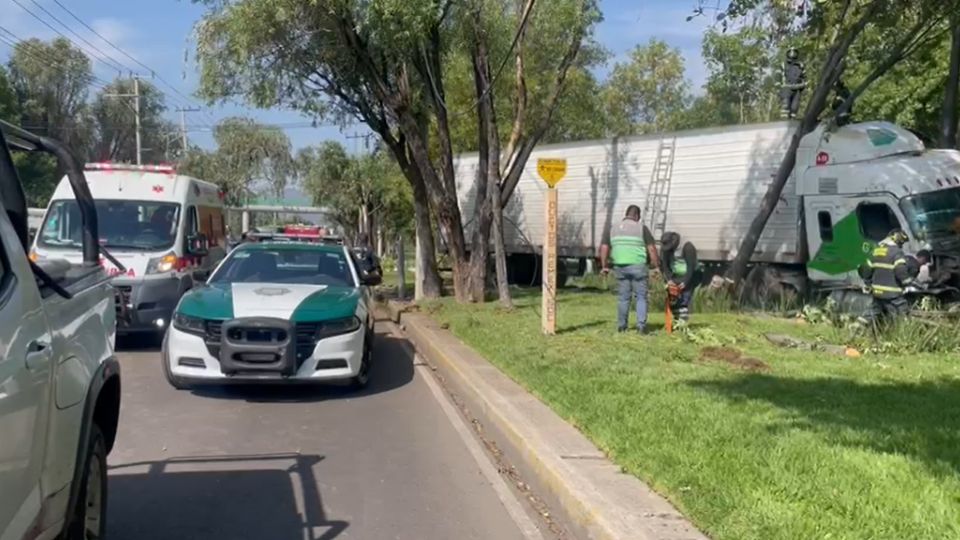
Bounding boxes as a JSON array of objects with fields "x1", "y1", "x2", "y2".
[{"x1": 888, "y1": 229, "x2": 909, "y2": 246}]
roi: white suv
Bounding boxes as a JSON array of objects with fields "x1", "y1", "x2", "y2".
[{"x1": 0, "y1": 121, "x2": 120, "y2": 540}]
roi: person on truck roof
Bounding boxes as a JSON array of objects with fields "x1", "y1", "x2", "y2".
[
  {"x1": 660, "y1": 232, "x2": 701, "y2": 323},
  {"x1": 599, "y1": 205, "x2": 660, "y2": 334},
  {"x1": 858, "y1": 229, "x2": 912, "y2": 326}
]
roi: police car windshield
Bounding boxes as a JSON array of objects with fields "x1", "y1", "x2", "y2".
[
  {"x1": 38, "y1": 200, "x2": 181, "y2": 251},
  {"x1": 210, "y1": 247, "x2": 357, "y2": 287}
]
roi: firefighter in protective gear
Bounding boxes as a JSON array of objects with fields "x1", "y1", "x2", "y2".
[
  {"x1": 780, "y1": 48, "x2": 806, "y2": 119},
  {"x1": 858, "y1": 229, "x2": 912, "y2": 323}
]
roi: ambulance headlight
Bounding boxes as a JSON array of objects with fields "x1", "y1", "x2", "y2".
[{"x1": 146, "y1": 253, "x2": 179, "y2": 274}]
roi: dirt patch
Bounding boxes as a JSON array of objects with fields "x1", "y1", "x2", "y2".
[{"x1": 699, "y1": 346, "x2": 771, "y2": 372}]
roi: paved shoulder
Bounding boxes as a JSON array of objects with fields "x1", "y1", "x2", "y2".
[{"x1": 108, "y1": 326, "x2": 542, "y2": 539}]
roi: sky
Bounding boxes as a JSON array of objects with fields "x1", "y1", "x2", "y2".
[{"x1": 0, "y1": 0, "x2": 715, "y2": 153}]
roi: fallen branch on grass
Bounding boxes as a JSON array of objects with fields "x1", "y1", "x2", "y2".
[{"x1": 765, "y1": 334, "x2": 861, "y2": 358}]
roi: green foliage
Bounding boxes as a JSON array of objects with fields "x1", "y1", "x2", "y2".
[
  {"x1": 0, "y1": 66, "x2": 17, "y2": 123},
  {"x1": 602, "y1": 39, "x2": 690, "y2": 135},
  {"x1": 298, "y1": 141, "x2": 413, "y2": 240},
  {"x1": 8, "y1": 38, "x2": 95, "y2": 155},
  {"x1": 12, "y1": 151, "x2": 57, "y2": 207},
  {"x1": 702, "y1": 27, "x2": 779, "y2": 125},
  {"x1": 177, "y1": 117, "x2": 293, "y2": 205},
  {"x1": 430, "y1": 289, "x2": 960, "y2": 540},
  {"x1": 91, "y1": 78, "x2": 178, "y2": 163}
]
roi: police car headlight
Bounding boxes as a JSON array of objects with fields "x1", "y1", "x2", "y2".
[
  {"x1": 317, "y1": 316, "x2": 362, "y2": 339},
  {"x1": 172, "y1": 312, "x2": 206, "y2": 336}
]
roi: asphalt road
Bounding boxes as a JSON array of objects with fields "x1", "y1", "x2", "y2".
[{"x1": 106, "y1": 324, "x2": 547, "y2": 540}]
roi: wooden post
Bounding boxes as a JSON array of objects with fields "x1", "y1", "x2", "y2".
[
  {"x1": 537, "y1": 158, "x2": 566, "y2": 335},
  {"x1": 543, "y1": 187, "x2": 558, "y2": 335}
]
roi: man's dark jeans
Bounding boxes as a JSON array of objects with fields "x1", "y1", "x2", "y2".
[{"x1": 614, "y1": 265, "x2": 648, "y2": 331}]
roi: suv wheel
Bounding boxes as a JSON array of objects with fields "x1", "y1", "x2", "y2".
[{"x1": 62, "y1": 425, "x2": 107, "y2": 540}]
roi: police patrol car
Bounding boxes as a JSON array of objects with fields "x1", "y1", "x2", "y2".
[{"x1": 162, "y1": 240, "x2": 380, "y2": 389}]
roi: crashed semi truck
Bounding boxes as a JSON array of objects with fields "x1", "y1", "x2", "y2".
[{"x1": 454, "y1": 120, "x2": 960, "y2": 303}]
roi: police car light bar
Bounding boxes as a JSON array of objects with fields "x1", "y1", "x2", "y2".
[{"x1": 85, "y1": 162, "x2": 177, "y2": 174}]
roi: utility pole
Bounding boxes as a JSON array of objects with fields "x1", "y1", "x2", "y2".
[
  {"x1": 133, "y1": 77, "x2": 141, "y2": 165},
  {"x1": 104, "y1": 76, "x2": 142, "y2": 164},
  {"x1": 346, "y1": 132, "x2": 375, "y2": 153},
  {"x1": 175, "y1": 106, "x2": 201, "y2": 153}
]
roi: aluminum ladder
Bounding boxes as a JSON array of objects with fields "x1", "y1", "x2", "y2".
[{"x1": 644, "y1": 138, "x2": 676, "y2": 240}]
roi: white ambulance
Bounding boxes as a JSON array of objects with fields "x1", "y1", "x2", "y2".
[{"x1": 32, "y1": 162, "x2": 227, "y2": 336}]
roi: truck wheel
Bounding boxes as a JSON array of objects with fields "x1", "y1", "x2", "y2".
[{"x1": 62, "y1": 425, "x2": 107, "y2": 540}]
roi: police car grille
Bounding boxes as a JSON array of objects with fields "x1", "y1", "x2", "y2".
[
  {"x1": 295, "y1": 323, "x2": 320, "y2": 362},
  {"x1": 204, "y1": 320, "x2": 223, "y2": 357}
]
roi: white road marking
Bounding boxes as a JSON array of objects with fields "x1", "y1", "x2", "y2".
[{"x1": 384, "y1": 324, "x2": 547, "y2": 540}]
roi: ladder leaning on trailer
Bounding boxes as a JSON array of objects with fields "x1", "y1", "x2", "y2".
[{"x1": 643, "y1": 137, "x2": 677, "y2": 241}]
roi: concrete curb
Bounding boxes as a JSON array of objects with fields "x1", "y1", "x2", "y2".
[{"x1": 384, "y1": 300, "x2": 709, "y2": 540}]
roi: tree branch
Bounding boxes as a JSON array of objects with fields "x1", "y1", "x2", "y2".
[
  {"x1": 500, "y1": 0, "x2": 588, "y2": 205},
  {"x1": 501, "y1": 0, "x2": 533, "y2": 178}
]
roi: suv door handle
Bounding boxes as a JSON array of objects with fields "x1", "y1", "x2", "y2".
[{"x1": 25, "y1": 339, "x2": 52, "y2": 371}]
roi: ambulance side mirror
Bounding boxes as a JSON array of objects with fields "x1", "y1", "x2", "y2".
[{"x1": 186, "y1": 233, "x2": 209, "y2": 256}]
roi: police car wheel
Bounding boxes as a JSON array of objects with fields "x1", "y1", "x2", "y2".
[
  {"x1": 351, "y1": 333, "x2": 372, "y2": 390},
  {"x1": 161, "y1": 337, "x2": 191, "y2": 390}
]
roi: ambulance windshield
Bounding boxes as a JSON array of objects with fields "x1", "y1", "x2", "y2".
[
  {"x1": 39, "y1": 199, "x2": 181, "y2": 251},
  {"x1": 900, "y1": 188, "x2": 960, "y2": 249}
]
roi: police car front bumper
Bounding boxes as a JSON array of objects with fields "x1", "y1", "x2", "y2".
[{"x1": 163, "y1": 318, "x2": 366, "y2": 384}]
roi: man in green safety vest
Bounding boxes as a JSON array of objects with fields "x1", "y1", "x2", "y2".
[
  {"x1": 858, "y1": 229, "x2": 914, "y2": 325},
  {"x1": 660, "y1": 232, "x2": 701, "y2": 322},
  {"x1": 599, "y1": 205, "x2": 660, "y2": 333}
]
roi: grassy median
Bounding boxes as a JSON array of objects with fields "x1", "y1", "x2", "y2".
[{"x1": 423, "y1": 286, "x2": 960, "y2": 540}]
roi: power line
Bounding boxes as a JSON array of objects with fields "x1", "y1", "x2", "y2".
[
  {"x1": 23, "y1": 0, "x2": 130, "y2": 74},
  {"x1": 50, "y1": 0, "x2": 216, "y2": 129},
  {"x1": 0, "y1": 26, "x2": 113, "y2": 90},
  {"x1": 7, "y1": 0, "x2": 125, "y2": 74}
]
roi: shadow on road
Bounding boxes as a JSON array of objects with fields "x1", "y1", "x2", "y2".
[
  {"x1": 116, "y1": 333, "x2": 163, "y2": 353},
  {"x1": 187, "y1": 332, "x2": 415, "y2": 403},
  {"x1": 108, "y1": 453, "x2": 347, "y2": 540}
]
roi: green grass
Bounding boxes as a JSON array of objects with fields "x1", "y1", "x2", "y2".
[{"x1": 423, "y1": 288, "x2": 960, "y2": 540}]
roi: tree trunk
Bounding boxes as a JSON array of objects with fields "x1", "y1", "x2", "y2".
[
  {"x1": 466, "y1": 22, "x2": 496, "y2": 303},
  {"x1": 377, "y1": 224, "x2": 385, "y2": 258},
  {"x1": 725, "y1": 11, "x2": 873, "y2": 285},
  {"x1": 942, "y1": 17, "x2": 960, "y2": 148},
  {"x1": 412, "y1": 183, "x2": 442, "y2": 299},
  {"x1": 492, "y1": 188, "x2": 512, "y2": 307}
]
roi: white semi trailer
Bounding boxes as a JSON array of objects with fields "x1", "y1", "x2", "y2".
[{"x1": 454, "y1": 120, "x2": 960, "y2": 301}]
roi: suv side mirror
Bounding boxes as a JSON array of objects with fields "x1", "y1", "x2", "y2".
[{"x1": 186, "y1": 233, "x2": 209, "y2": 256}]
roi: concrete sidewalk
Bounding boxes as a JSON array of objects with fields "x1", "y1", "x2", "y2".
[{"x1": 386, "y1": 301, "x2": 709, "y2": 540}]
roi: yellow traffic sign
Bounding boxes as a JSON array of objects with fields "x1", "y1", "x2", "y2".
[{"x1": 537, "y1": 158, "x2": 567, "y2": 188}]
